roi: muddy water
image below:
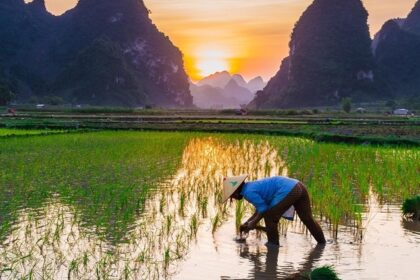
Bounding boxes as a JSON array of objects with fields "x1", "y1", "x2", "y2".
[
  {"x1": 0, "y1": 137, "x2": 419, "y2": 279},
  {"x1": 175, "y1": 195, "x2": 420, "y2": 279}
]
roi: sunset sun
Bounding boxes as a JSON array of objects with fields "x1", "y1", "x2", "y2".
[
  {"x1": 196, "y1": 59, "x2": 228, "y2": 77},
  {"x1": 195, "y1": 48, "x2": 231, "y2": 78}
]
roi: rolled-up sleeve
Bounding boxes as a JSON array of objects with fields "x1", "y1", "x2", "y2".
[{"x1": 245, "y1": 191, "x2": 269, "y2": 213}]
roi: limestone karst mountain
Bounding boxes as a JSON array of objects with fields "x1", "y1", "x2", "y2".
[
  {"x1": 374, "y1": 1, "x2": 420, "y2": 100},
  {"x1": 0, "y1": 0, "x2": 192, "y2": 107},
  {"x1": 253, "y1": 0, "x2": 377, "y2": 109}
]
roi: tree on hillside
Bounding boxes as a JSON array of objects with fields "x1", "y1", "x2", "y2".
[
  {"x1": 341, "y1": 98, "x2": 352, "y2": 113},
  {"x1": 0, "y1": 83, "x2": 15, "y2": 106},
  {"x1": 385, "y1": 100, "x2": 397, "y2": 111}
]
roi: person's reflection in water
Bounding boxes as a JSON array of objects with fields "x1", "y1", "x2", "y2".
[
  {"x1": 402, "y1": 219, "x2": 420, "y2": 234},
  {"x1": 230, "y1": 244, "x2": 326, "y2": 280}
]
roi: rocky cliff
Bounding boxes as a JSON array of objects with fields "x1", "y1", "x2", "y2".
[
  {"x1": 374, "y1": 1, "x2": 420, "y2": 99},
  {"x1": 0, "y1": 0, "x2": 192, "y2": 107},
  {"x1": 254, "y1": 0, "x2": 377, "y2": 109}
]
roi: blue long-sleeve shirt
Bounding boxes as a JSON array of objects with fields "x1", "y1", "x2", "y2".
[{"x1": 241, "y1": 176, "x2": 298, "y2": 213}]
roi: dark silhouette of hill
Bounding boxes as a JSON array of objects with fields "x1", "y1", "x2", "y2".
[
  {"x1": 0, "y1": 0, "x2": 192, "y2": 107},
  {"x1": 252, "y1": 0, "x2": 378, "y2": 109},
  {"x1": 374, "y1": 1, "x2": 420, "y2": 102}
]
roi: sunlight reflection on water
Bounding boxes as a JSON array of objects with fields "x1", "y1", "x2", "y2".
[{"x1": 0, "y1": 137, "x2": 418, "y2": 279}]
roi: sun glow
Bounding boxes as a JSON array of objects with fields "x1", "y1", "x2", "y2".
[
  {"x1": 196, "y1": 59, "x2": 228, "y2": 78},
  {"x1": 194, "y1": 48, "x2": 231, "y2": 78}
]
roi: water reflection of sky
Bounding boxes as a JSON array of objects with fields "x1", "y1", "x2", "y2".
[{"x1": 0, "y1": 137, "x2": 419, "y2": 279}]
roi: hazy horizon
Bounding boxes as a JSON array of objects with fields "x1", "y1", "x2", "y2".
[{"x1": 36, "y1": 0, "x2": 417, "y2": 81}]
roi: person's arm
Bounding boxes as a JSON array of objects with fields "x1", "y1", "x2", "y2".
[
  {"x1": 246, "y1": 211, "x2": 264, "y2": 229},
  {"x1": 240, "y1": 191, "x2": 268, "y2": 232},
  {"x1": 240, "y1": 211, "x2": 259, "y2": 231},
  {"x1": 245, "y1": 211, "x2": 260, "y2": 224}
]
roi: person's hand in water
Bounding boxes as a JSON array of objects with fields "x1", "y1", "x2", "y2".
[
  {"x1": 240, "y1": 222, "x2": 258, "y2": 233},
  {"x1": 240, "y1": 223, "x2": 250, "y2": 233},
  {"x1": 245, "y1": 212, "x2": 263, "y2": 231}
]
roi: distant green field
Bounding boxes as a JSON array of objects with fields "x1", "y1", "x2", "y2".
[
  {"x1": 176, "y1": 119, "x2": 309, "y2": 124},
  {"x1": 0, "y1": 128, "x2": 64, "y2": 137}
]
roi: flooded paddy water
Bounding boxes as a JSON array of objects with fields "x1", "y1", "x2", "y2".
[{"x1": 0, "y1": 131, "x2": 419, "y2": 279}]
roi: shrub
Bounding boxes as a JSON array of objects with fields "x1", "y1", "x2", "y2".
[
  {"x1": 341, "y1": 98, "x2": 352, "y2": 113},
  {"x1": 286, "y1": 109, "x2": 299, "y2": 115},
  {"x1": 43, "y1": 96, "x2": 65, "y2": 106},
  {"x1": 300, "y1": 110, "x2": 313, "y2": 115},
  {"x1": 385, "y1": 100, "x2": 397, "y2": 110},
  {"x1": 402, "y1": 195, "x2": 420, "y2": 220},
  {"x1": 310, "y1": 266, "x2": 340, "y2": 280}
]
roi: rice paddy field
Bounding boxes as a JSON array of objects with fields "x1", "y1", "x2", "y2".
[{"x1": 0, "y1": 130, "x2": 419, "y2": 279}]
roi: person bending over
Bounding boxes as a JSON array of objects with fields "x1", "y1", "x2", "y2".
[{"x1": 222, "y1": 175, "x2": 326, "y2": 246}]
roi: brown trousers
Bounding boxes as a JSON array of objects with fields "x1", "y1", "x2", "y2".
[{"x1": 263, "y1": 182, "x2": 326, "y2": 244}]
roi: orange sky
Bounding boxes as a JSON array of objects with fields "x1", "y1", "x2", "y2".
[{"x1": 41, "y1": 0, "x2": 417, "y2": 81}]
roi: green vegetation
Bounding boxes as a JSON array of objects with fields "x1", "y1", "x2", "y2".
[
  {"x1": 0, "y1": 131, "x2": 190, "y2": 241},
  {"x1": 310, "y1": 266, "x2": 340, "y2": 280},
  {"x1": 0, "y1": 130, "x2": 418, "y2": 278},
  {"x1": 402, "y1": 195, "x2": 420, "y2": 220},
  {"x1": 341, "y1": 98, "x2": 352, "y2": 113},
  {"x1": 0, "y1": 83, "x2": 14, "y2": 106},
  {"x1": 1, "y1": 112, "x2": 418, "y2": 145},
  {"x1": 0, "y1": 128, "x2": 64, "y2": 137}
]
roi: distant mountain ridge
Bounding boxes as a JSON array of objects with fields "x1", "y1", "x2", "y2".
[
  {"x1": 191, "y1": 71, "x2": 266, "y2": 109},
  {"x1": 196, "y1": 71, "x2": 266, "y2": 93},
  {"x1": 0, "y1": 0, "x2": 192, "y2": 107},
  {"x1": 197, "y1": 71, "x2": 232, "y2": 88}
]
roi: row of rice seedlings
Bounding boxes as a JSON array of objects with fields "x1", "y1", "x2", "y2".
[
  {"x1": 0, "y1": 131, "x2": 200, "y2": 274},
  {"x1": 268, "y1": 136, "x2": 419, "y2": 237}
]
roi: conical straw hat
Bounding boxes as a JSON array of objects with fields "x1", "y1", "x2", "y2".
[{"x1": 222, "y1": 175, "x2": 248, "y2": 203}]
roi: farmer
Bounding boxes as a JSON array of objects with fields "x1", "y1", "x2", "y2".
[{"x1": 222, "y1": 175, "x2": 326, "y2": 246}]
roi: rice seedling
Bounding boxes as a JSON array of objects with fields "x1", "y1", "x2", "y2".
[
  {"x1": 68, "y1": 259, "x2": 79, "y2": 279},
  {"x1": 235, "y1": 200, "x2": 246, "y2": 233},
  {"x1": 212, "y1": 213, "x2": 221, "y2": 235},
  {"x1": 402, "y1": 195, "x2": 420, "y2": 220},
  {"x1": 165, "y1": 215, "x2": 173, "y2": 235},
  {"x1": 189, "y1": 214, "x2": 198, "y2": 238},
  {"x1": 163, "y1": 248, "x2": 171, "y2": 269},
  {"x1": 82, "y1": 252, "x2": 88, "y2": 268},
  {"x1": 309, "y1": 266, "x2": 340, "y2": 280}
]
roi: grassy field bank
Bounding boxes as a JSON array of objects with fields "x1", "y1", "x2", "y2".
[{"x1": 1, "y1": 111, "x2": 419, "y2": 145}]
